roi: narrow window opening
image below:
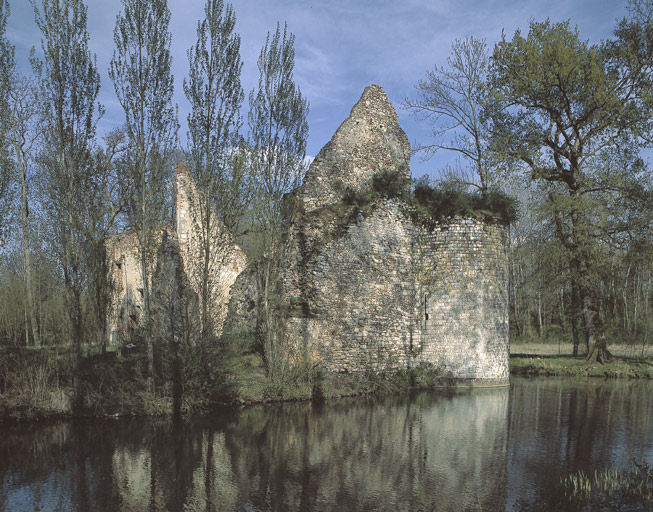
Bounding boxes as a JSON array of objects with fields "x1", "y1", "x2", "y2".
[{"x1": 424, "y1": 294, "x2": 429, "y2": 321}]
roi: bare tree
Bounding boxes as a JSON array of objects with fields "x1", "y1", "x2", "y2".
[
  {"x1": 404, "y1": 37, "x2": 498, "y2": 192},
  {"x1": 7, "y1": 75, "x2": 42, "y2": 347}
]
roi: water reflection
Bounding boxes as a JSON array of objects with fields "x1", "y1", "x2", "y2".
[
  {"x1": 1, "y1": 379, "x2": 651, "y2": 511},
  {"x1": 506, "y1": 378, "x2": 653, "y2": 510}
]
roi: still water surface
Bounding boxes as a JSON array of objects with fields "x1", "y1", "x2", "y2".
[{"x1": 1, "y1": 377, "x2": 652, "y2": 511}]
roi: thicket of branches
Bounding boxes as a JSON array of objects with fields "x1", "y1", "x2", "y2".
[{"x1": 0, "y1": 0, "x2": 308, "y2": 410}]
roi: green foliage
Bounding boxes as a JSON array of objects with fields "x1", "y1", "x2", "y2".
[
  {"x1": 185, "y1": 0, "x2": 246, "y2": 231},
  {"x1": 31, "y1": 0, "x2": 105, "y2": 357},
  {"x1": 370, "y1": 168, "x2": 410, "y2": 199},
  {"x1": 248, "y1": 20, "x2": 309, "y2": 235},
  {"x1": 248, "y1": 21, "x2": 309, "y2": 383},
  {"x1": 412, "y1": 177, "x2": 517, "y2": 225},
  {"x1": 179, "y1": 337, "x2": 239, "y2": 409},
  {"x1": 339, "y1": 169, "x2": 517, "y2": 226},
  {"x1": 489, "y1": 16, "x2": 653, "y2": 356},
  {"x1": 341, "y1": 169, "x2": 409, "y2": 207}
]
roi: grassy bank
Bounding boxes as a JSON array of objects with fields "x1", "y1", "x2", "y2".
[
  {"x1": 510, "y1": 342, "x2": 653, "y2": 378},
  {"x1": 3, "y1": 341, "x2": 651, "y2": 420},
  {"x1": 0, "y1": 345, "x2": 450, "y2": 421}
]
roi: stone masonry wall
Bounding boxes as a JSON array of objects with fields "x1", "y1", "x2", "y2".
[
  {"x1": 227, "y1": 84, "x2": 510, "y2": 383},
  {"x1": 280, "y1": 199, "x2": 416, "y2": 372},
  {"x1": 279, "y1": 205, "x2": 509, "y2": 382},
  {"x1": 175, "y1": 162, "x2": 247, "y2": 335},
  {"x1": 300, "y1": 84, "x2": 410, "y2": 211},
  {"x1": 106, "y1": 163, "x2": 246, "y2": 346},
  {"x1": 413, "y1": 219, "x2": 510, "y2": 383}
]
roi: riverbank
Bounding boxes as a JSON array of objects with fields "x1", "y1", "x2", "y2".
[
  {"x1": 0, "y1": 346, "x2": 452, "y2": 421},
  {"x1": 510, "y1": 343, "x2": 653, "y2": 378},
  {"x1": 3, "y1": 343, "x2": 651, "y2": 421}
]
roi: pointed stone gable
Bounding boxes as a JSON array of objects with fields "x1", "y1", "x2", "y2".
[
  {"x1": 226, "y1": 84, "x2": 510, "y2": 384},
  {"x1": 300, "y1": 84, "x2": 410, "y2": 211}
]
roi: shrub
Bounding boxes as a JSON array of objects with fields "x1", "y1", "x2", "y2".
[
  {"x1": 371, "y1": 168, "x2": 410, "y2": 199},
  {"x1": 411, "y1": 177, "x2": 517, "y2": 225}
]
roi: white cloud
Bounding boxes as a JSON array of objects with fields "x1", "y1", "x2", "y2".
[{"x1": 5, "y1": 0, "x2": 630, "y2": 177}]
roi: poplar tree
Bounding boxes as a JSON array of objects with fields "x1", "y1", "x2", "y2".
[
  {"x1": 109, "y1": 0, "x2": 178, "y2": 389},
  {"x1": 31, "y1": 0, "x2": 101, "y2": 370},
  {"x1": 248, "y1": 22, "x2": 309, "y2": 377},
  {"x1": 184, "y1": 0, "x2": 244, "y2": 341},
  {"x1": 0, "y1": 0, "x2": 14, "y2": 239}
]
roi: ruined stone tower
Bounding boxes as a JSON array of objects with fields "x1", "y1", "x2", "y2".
[
  {"x1": 105, "y1": 163, "x2": 246, "y2": 346},
  {"x1": 228, "y1": 84, "x2": 510, "y2": 384}
]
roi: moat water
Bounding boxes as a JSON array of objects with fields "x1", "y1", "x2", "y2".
[{"x1": 1, "y1": 377, "x2": 652, "y2": 511}]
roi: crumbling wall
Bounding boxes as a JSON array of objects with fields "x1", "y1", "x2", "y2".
[
  {"x1": 175, "y1": 162, "x2": 247, "y2": 336},
  {"x1": 300, "y1": 84, "x2": 410, "y2": 211},
  {"x1": 105, "y1": 163, "x2": 247, "y2": 347},
  {"x1": 105, "y1": 228, "x2": 184, "y2": 347},
  {"x1": 227, "y1": 84, "x2": 511, "y2": 383},
  {"x1": 280, "y1": 199, "x2": 416, "y2": 372}
]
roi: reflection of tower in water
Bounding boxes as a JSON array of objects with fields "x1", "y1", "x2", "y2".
[{"x1": 222, "y1": 387, "x2": 510, "y2": 512}]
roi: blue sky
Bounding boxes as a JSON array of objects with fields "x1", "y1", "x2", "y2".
[{"x1": 5, "y1": 0, "x2": 630, "y2": 179}]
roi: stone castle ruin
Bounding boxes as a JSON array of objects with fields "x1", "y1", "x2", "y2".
[
  {"x1": 228, "y1": 84, "x2": 509, "y2": 384},
  {"x1": 105, "y1": 162, "x2": 247, "y2": 347},
  {"x1": 106, "y1": 84, "x2": 509, "y2": 384}
]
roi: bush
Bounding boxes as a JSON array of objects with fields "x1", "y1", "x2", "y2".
[
  {"x1": 371, "y1": 168, "x2": 410, "y2": 199},
  {"x1": 342, "y1": 169, "x2": 409, "y2": 208},
  {"x1": 412, "y1": 177, "x2": 517, "y2": 225}
]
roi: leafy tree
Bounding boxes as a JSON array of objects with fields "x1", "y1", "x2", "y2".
[
  {"x1": 31, "y1": 0, "x2": 102, "y2": 375},
  {"x1": 488, "y1": 19, "x2": 653, "y2": 361},
  {"x1": 184, "y1": 0, "x2": 245, "y2": 341},
  {"x1": 109, "y1": 0, "x2": 178, "y2": 389},
  {"x1": 248, "y1": 21, "x2": 308, "y2": 378},
  {"x1": 404, "y1": 36, "x2": 498, "y2": 193}
]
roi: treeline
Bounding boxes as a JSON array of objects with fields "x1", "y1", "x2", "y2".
[{"x1": 405, "y1": 0, "x2": 653, "y2": 360}]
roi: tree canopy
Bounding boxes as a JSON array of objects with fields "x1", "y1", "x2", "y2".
[{"x1": 488, "y1": 17, "x2": 653, "y2": 360}]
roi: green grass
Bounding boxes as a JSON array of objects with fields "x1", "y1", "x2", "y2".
[{"x1": 510, "y1": 354, "x2": 653, "y2": 379}]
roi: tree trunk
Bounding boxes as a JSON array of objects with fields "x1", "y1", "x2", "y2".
[
  {"x1": 570, "y1": 278, "x2": 581, "y2": 357},
  {"x1": 583, "y1": 294, "x2": 612, "y2": 363},
  {"x1": 141, "y1": 236, "x2": 154, "y2": 393},
  {"x1": 20, "y1": 159, "x2": 39, "y2": 347}
]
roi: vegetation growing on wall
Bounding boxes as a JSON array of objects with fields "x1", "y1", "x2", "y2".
[{"x1": 338, "y1": 169, "x2": 517, "y2": 226}]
